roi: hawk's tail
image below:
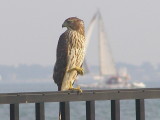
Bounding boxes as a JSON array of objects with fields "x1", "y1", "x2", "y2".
[
  {"x1": 58, "y1": 86, "x2": 61, "y2": 120},
  {"x1": 59, "y1": 103, "x2": 61, "y2": 120}
]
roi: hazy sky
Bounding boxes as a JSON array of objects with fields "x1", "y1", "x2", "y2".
[{"x1": 0, "y1": 0, "x2": 160, "y2": 66}]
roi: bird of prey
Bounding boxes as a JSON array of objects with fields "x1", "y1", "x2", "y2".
[{"x1": 53, "y1": 17, "x2": 85, "y2": 92}]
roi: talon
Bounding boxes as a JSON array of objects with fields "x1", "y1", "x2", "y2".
[
  {"x1": 67, "y1": 67, "x2": 84, "y2": 75},
  {"x1": 77, "y1": 86, "x2": 83, "y2": 93},
  {"x1": 68, "y1": 82, "x2": 82, "y2": 93},
  {"x1": 78, "y1": 68, "x2": 84, "y2": 75}
]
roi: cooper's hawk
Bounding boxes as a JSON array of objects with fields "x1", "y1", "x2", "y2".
[{"x1": 53, "y1": 17, "x2": 85, "y2": 92}]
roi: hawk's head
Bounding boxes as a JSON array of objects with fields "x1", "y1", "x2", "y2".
[{"x1": 62, "y1": 17, "x2": 84, "y2": 35}]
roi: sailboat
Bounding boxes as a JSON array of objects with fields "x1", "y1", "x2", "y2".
[{"x1": 81, "y1": 12, "x2": 146, "y2": 89}]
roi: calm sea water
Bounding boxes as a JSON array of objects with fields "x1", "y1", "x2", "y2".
[{"x1": 0, "y1": 82, "x2": 160, "y2": 120}]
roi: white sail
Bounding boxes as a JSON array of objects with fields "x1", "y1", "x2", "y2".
[
  {"x1": 85, "y1": 12, "x2": 117, "y2": 76},
  {"x1": 98, "y1": 14, "x2": 117, "y2": 76},
  {"x1": 83, "y1": 12, "x2": 98, "y2": 74},
  {"x1": 85, "y1": 12, "x2": 98, "y2": 50}
]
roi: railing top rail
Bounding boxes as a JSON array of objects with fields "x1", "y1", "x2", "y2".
[{"x1": 0, "y1": 88, "x2": 160, "y2": 104}]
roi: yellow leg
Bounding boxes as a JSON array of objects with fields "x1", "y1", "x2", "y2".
[
  {"x1": 67, "y1": 67, "x2": 84, "y2": 75},
  {"x1": 68, "y1": 82, "x2": 83, "y2": 93},
  {"x1": 69, "y1": 81, "x2": 74, "y2": 89}
]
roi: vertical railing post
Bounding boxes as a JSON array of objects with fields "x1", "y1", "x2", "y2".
[
  {"x1": 35, "y1": 102, "x2": 45, "y2": 120},
  {"x1": 136, "y1": 99, "x2": 145, "y2": 120},
  {"x1": 10, "y1": 103, "x2": 19, "y2": 120},
  {"x1": 60, "y1": 102, "x2": 70, "y2": 120},
  {"x1": 111, "y1": 100, "x2": 120, "y2": 120},
  {"x1": 86, "y1": 101, "x2": 95, "y2": 120}
]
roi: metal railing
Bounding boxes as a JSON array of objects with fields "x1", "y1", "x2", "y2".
[{"x1": 1, "y1": 88, "x2": 160, "y2": 120}]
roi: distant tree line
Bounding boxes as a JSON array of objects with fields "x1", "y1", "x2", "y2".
[
  {"x1": 0, "y1": 64, "x2": 53, "y2": 81},
  {"x1": 0, "y1": 62, "x2": 160, "y2": 82}
]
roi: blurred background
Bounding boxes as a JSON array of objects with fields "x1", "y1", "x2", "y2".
[
  {"x1": 1, "y1": 1, "x2": 160, "y2": 120},
  {"x1": 0, "y1": 0, "x2": 160, "y2": 87}
]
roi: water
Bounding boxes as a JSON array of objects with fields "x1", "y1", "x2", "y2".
[{"x1": 0, "y1": 82, "x2": 160, "y2": 120}]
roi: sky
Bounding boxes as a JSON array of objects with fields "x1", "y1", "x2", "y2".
[{"x1": 0, "y1": 0, "x2": 160, "y2": 66}]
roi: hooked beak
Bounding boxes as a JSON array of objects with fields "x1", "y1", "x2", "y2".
[{"x1": 62, "y1": 21, "x2": 68, "y2": 28}]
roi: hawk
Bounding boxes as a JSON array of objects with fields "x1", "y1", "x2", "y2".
[{"x1": 53, "y1": 17, "x2": 85, "y2": 92}]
